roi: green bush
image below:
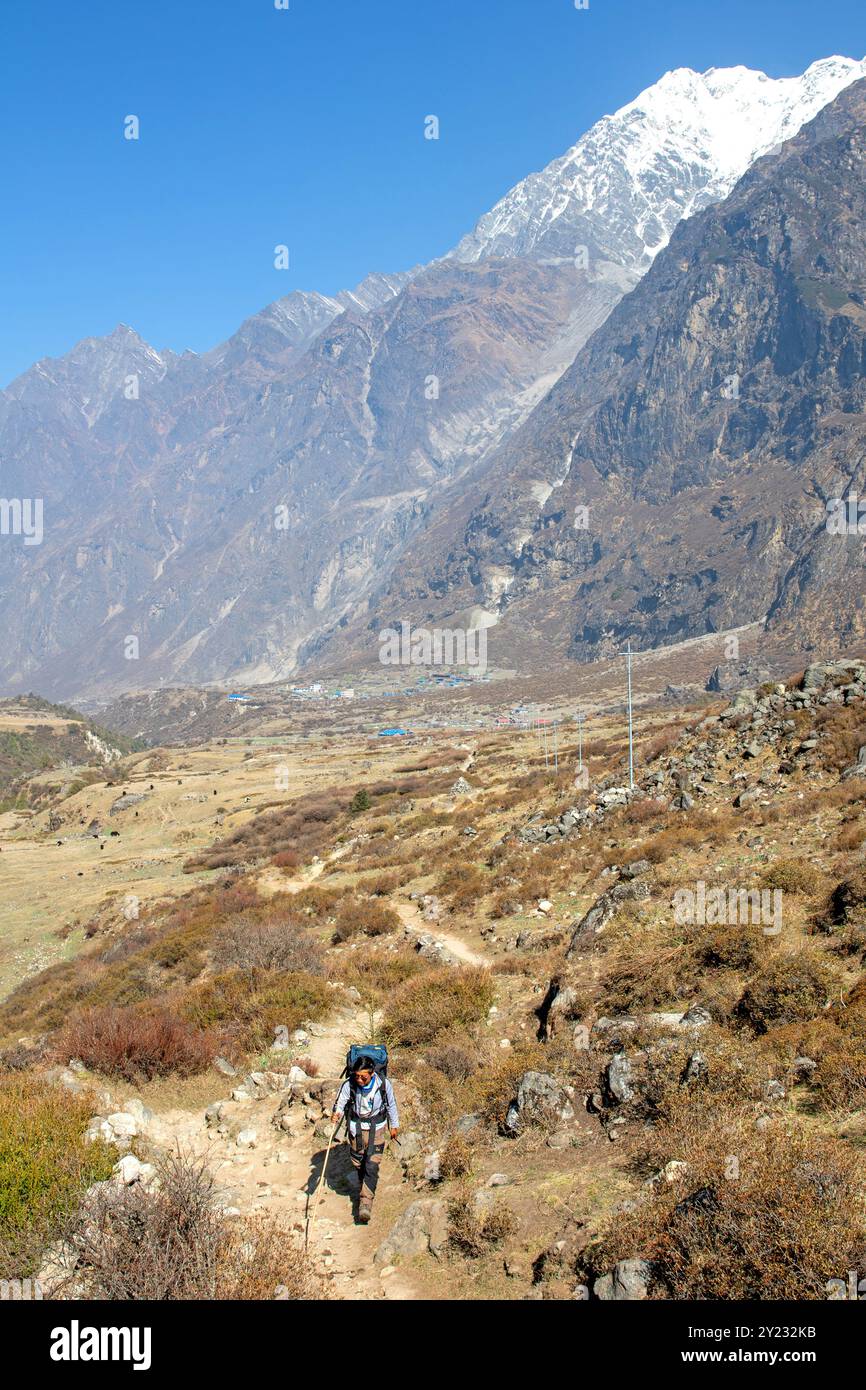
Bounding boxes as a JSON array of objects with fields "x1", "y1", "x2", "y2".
[
  {"x1": 0, "y1": 1075, "x2": 115, "y2": 1276},
  {"x1": 383, "y1": 967, "x2": 494, "y2": 1047}
]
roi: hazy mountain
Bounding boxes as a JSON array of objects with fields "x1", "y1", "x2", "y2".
[
  {"x1": 2, "y1": 57, "x2": 864, "y2": 699},
  {"x1": 364, "y1": 78, "x2": 866, "y2": 670}
]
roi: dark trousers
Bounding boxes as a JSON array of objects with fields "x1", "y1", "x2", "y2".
[{"x1": 348, "y1": 1124, "x2": 386, "y2": 1203}]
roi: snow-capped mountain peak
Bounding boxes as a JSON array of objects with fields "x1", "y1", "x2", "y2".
[{"x1": 448, "y1": 55, "x2": 866, "y2": 269}]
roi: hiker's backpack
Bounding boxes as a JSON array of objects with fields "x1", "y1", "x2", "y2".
[
  {"x1": 341, "y1": 1044, "x2": 390, "y2": 1137},
  {"x1": 342, "y1": 1042, "x2": 389, "y2": 1082}
]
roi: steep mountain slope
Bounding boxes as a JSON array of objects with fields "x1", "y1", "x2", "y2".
[
  {"x1": 2, "y1": 259, "x2": 616, "y2": 698},
  {"x1": 369, "y1": 78, "x2": 866, "y2": 668},
  {"x1": 449, "y1": 56, "x2": 866, "y2": 267},
  {"x1": 3, "y1": 58, "x2": 865, "y2": 699}
]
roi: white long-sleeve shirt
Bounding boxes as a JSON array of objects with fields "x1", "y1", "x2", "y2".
[{"x1": 334, "y1": 1075, "x2": 399, "y2": 1134}]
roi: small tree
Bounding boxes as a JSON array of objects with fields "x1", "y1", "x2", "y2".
[{"x1": 349, "y1": 788, "x2": 371, "y2": 814}]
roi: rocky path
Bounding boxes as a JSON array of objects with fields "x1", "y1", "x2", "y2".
[
  {"x1": 142, "y1": 997, "x2": 417, "y2": 1300},
  {"x1": 134, "y1": 887, "x2": 492, "y2": 1301},
  {"x1": 394, "y1": 899, "x2": 488, "y2": 967}
]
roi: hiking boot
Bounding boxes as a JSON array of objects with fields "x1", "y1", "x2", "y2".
[{"x1": 358, "y1": 1198, "x2": 373, "y2": 1224}]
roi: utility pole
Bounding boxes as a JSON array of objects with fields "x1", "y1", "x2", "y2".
[
  {"x1": 553, "y1": 720, "x2": 559, "y2": 775},
  {"x1": 627, "y1": 640, "x2": 634, "y2": 790},
  {"x1": 543, "y1": 721, "x2": 549, "y2": 770},
  {"x1": 578, "y1": 710, "x2": 583, "y2": 772}
]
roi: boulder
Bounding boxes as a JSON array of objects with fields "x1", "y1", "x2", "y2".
[
  {"x1": 605, "y1": 1054, "x2": 634, "y2": 1105},
  {"x1": 106, "y1": 1111, "x2": 140, "y2": 1139},
  {"x1": 841, "y1": 745, "x2": 866, "y2": 781},
  {"x1": 374, "y1": 1199, "x2": 448, "y2": 1265},
  {"x1": 505, "y1": 1071, "x2": 574, "y2": 1134},
  {"x1": 109, "y1": 793, "x2": 148, "y2": 815},
  {"x1": 566, "y1": 879, "x2": 650, "y2": 955},
  {"x1": 594, "y1": 1258, "x2": 653, "y2": 1301},
  {"x1": 113, "y1": 1155, "x2": 156, "y2": 1186}
]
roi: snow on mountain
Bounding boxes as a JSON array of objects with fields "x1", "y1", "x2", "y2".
[{"x1": 448, "y1": 56, "x2": 866, "y2": 269}]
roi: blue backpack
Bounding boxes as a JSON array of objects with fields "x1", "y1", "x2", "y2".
[
  {"x1": 342, "y1": 1043, "x2": 389, "y2": 1081},
  {"x1": 342, "y1": 1044, "x2": 390, "y2": 1149}
]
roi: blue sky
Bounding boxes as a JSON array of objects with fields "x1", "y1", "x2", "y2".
[{"x1": 2, "y1": 0, "x2": 864, "y2": 385}]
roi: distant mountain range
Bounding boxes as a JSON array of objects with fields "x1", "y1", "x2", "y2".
[{"x1": 2, "y1": 56, "x2": 865, "y2": 700}]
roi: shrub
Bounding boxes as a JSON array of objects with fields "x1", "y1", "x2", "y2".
[
  {"x1": 212, "y1": 913, "x2": 325, "y2": 975},
  {"x1": 383, "y1": 968, "x2": 494, "y2": 1048},
  {"x1": 0, "y1": 1075, "x2": 115, "y2": 1276},
  {"x1": 585, "y1": 1112, "x2": 865, "y2": 1299},
  {"x1": 424, "y1": 1041, "x2": 477, "y2": 1082},
  {"x1": 63, "y1": 1150, "x2": 318, "y2": 1300},
  {"x1": 183, "y1": 969, "x2": 331, "y2": 1052},
  {"x1": 447, "y1": 1186, "x2": 516, "y2": 1257},
  {"x1": 439, "y1": 1133, "x2": 474, "y2": 1180},
  {"x1": 272, "y1": 849, "x2": 300, "y2": 871},
  {"x1": 332, "y1": 899, "x2": 399, "y2": 943},
  {"x1": 738, "y1": 951, "x2": 834, "y2": 1033},
  {"x1": 349, "y1": 789, "x2": 371, "y2": 814},
  {"x1": 437, "y1": 865, "x2": 489, "y2": 912},
  {"x1": 335, "y1": 945, "x2": 429, "y2": 1004},
  {"x1": 759, "y1": 857, "x2": 824, "y2": 896},
  {"x1": 57, "y1": 1006, "x2": 217, "y2": 1082},
  {"x1": 695, "y1": 925, "x2": 767, "y2": 973},
  {"x1": 822, "y1": 870, "x2": 866, "y2": 931}
]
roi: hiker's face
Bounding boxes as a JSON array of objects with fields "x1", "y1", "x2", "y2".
[{"x1": 355, "y1": 1068, "x2": 373, "y2": 1085}]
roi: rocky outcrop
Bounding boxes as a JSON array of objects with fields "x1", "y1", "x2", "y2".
[
  {"x1": 504, "y1": 1071, "x2": 575, "y2": 1135},
  {"x1": 566, "y1": 878, "x2": 650, "y2": 956}
]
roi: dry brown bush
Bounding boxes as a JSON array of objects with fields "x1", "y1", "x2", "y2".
[
  {"x1": 212, "y1": 913, "x2": 325, "y2": 975},
  {"x1": 759, "y1": 857, "x2": 825, "y2": 896},
  {"x1": 585, "y1": 1109, "x2": 866, "y2": 1299},
  {"x1": 271, "y1": 849, "x2": 300, "y2": 871},
  {"x1": 183, "y1": 969, "x2": 331, "y2": 1052},
  {"x1": 436, "y1": 864, "x2": 490, "y2": 912},
  {"x1": 447, "y1": 1185, "x2": 516, "y2": 1257},
  {"x1": 813, "y1": 705, "x2": 866, "y2": 774},
  {"x1": 384, "y1": 967, "x2": 494, "y2": 1048},
  {"x1": 57, "y1": 1005, "x2": 216, "y2": 1082},
  {"x1": 63, "y1": 1150, "x2": 319, "y2": 1300},
  {"x1": 423, "y1": 1040, "x2": 477, "y2": 1082},
  {"x1": 439, "y1": 1132, "x2": 474, "y2": 1180},
  {"x1": 333, "y1": 944, "x2": 430, "y2": 1004},
  {"x1": 737, "y1": 950, "x2": 836, "y2": 1033},
  {"x1": 331, "y1": 898, "x2": 400, "y2": 943}
]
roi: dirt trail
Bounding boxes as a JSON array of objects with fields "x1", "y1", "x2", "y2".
[
  {"x1": 395, "y1": 899, "x2": 488, "y2": 967},
  {"x1": 147, "y1": 998, "x2": 417, "y2": 1300},
  {"x1": 144, "y1": 858, "x2": 491, "y2": 1299}
]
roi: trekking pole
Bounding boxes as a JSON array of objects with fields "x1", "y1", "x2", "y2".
[{"x1": 306, "y1": 1115, "x2": 343, "y2": 1250}]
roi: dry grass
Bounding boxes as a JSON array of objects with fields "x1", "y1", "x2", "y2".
[
  {"x1": 586, "y1": 1109, "x2": 866, "y2": 1299},
  {"x1": 383, "y1": 967, "x2": 494, "y2": 1048},
  {"x1": 62, "y1": 1149, "x2": 319, "y2": 1300},
  {"x1": 447, "y1": 1184, "x2": 516, "y2": 1258}
]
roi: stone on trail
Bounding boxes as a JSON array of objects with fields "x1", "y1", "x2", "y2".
[{"x1": 374, "y1": 1199, "x2": 448, "y2": 1265}]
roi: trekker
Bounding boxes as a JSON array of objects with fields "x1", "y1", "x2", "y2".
[{"x1": 332, "y1": 1055, "x2": 399, "y2": 1223}]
